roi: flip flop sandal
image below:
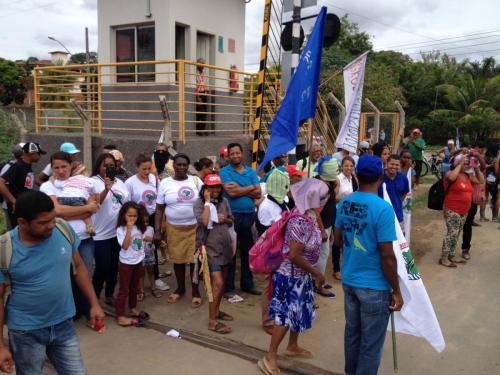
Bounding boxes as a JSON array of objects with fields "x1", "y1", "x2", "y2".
[
  {"x1": 137, "y1": 292, "x2": 145, "y2": 302},
  {"x1": 117, "y1": 317, "x2": 142, "y2": 327},
  {"x1": 449, "y1": 256, "x2": 466, "y2": 264},
  {"x1": 439, "y1": 259, "x2": 457, "y2": 268},
  {"x1": 208, "y1": 321, "x2": 232, "y2": 334},
  {"x1": 159, "y1": 271, "x2": 172, "y2": 278},
  {"x1": 257, "y1": 357, "x2": 281, "y2": 375},
  {"x1": 167, "y1": 293, "x2": 183, "y2": 303},
  {"x1": 284, "y1": 349, "x2": 314, "y2": 359},
  {"x1": 151, "y1": 289, "x2": 162, "y2": 298},
  {"x1": 333, "y1": 272, "x2": 342, "y2": 280},
  {"x1": 132, "y1": 310, "x2": 150, "y2": 320},
  {"x1": 323, "y1": 283, "x2": 333, "y2": 289},
  {"x1": 316, "y1": 289, "x2": 336, "y2": 298},
  {"x1": 216, "y1": 311, "x2": 234, "y2": 321},
  {"x1": 191, "y1": 297, "x2": 203, "y2": 308}
]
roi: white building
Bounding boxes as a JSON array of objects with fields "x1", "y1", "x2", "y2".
[{"x1": 97, "y1": 0, "x2": 245, "y2": 71}]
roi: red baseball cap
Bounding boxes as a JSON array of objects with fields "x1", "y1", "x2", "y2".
[
  {"x1": 286, "y1": 165, "x2": 305, "y2": 177},
  {"x1": 204, "y1": 174, "x2": 222, "y2": 186},
  {"x1": 219, "y1": 146, "x2": 228, "y2": 157}
]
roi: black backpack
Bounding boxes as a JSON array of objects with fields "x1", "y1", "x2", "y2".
[{"x1": 427, "y1": 178, "x2": 455, "y2": 211}]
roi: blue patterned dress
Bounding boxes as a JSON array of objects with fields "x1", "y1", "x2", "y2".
[{"x1": 270, "y1": 214, "x2": 321, "y2": 332}]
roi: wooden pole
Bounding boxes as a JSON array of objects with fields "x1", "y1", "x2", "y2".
[
  {"x1": 394, "y1": 100, "x2": 405, "y2": 154},
  {"x1": 307, "y1": 119, "x2": 314, "y2": 177},
  {"x1": 365, "y1": 98, "x2": 380, "y2": 144},
  {"x1": 391, "y1": 312, "x2": 398, "y2": 372},
  {"x1": 159, "y1": 95, "x2": 173, "y2": 148},
  {"x1": 70, "y1": 99, "x2": 92, "y2": 171}
]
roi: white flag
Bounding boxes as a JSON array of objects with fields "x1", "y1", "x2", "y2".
[
  {"x1": 383, "y1": 184, "x2": 446, "y2": 353},
  {"x1": 335, "y1": 52, "x2": 368, "y2": 154},
  {"x1": 402, "y1": 168, "x2": 413, "y2": 243}
]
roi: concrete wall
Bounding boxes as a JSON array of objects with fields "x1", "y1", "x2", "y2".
[
  {"x1": 98, "y1": 0, "x2": 245, "y2": 72},
  {"x1": 28, "y1": 132, "x2": 253, "y2": 175}
]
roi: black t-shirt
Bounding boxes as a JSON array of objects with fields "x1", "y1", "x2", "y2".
[{"x1": 1, "y1": 160, "x2": 34, "y2": 198}]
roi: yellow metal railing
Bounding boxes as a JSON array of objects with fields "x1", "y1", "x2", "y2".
[{"x1": 34, "y1": 60, "x2": 260, "y2": 142}]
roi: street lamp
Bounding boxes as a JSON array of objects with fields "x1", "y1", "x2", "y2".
[{"x1": 47, "y1": 36, "x2": 72, "y2": 55}]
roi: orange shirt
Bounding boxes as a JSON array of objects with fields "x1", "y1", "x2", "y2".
[{"x1": 444, "y1": 175, "x2": 473, "y2": 215}]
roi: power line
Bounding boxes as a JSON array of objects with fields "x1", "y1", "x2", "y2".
[
  {"x1": 376, "y1": 30, "x2": 500, "y2": 51},
  {"x1": 406, "y1": 40, "x2": 500, "y2": 56},
  {"x1": 322, "y1": 1, "x2": 437, "y2": 41},
  {"x1": 415, "y1": 47, "x2": 500, "y2": 59}
]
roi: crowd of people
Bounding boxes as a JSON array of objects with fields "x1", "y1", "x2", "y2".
[{"x1": 0, "y1": 132, "x2": 499, "y2": 375}]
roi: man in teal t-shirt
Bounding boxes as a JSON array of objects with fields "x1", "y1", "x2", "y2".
[
  {"x1": 334, "y1": 155, "x2": 403, "y2": 375},
  {"x1": 219, "y1": 143, "x2": 262, "y2": 296},
  {"x1": 403, "y1": 128, "x2": 427, "y2": 186},
  {"x1": 0, "y1": 191, "x2": 104, "y2": 374}
]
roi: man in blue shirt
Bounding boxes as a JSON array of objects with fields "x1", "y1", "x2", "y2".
[
  {"x1": 0, "y1": 191, "x2": 104, "y2": 374},
  {"x1": 334, "y1": 155, "x2": 403, "y2": 375},
  {"x1": 378, "y1": 154, "x2": 410, "y2": 223},
  {"x1": 220, "y1": 143, "x2": 262, "y2": 295}
]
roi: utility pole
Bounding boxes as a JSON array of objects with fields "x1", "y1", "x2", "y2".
[{"x1": 85, "y1": 27, "x2": 90, "y2": 65}]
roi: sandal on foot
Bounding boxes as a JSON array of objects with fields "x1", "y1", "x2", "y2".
[
  {"x1": 449, "y1": 255, "x2": 466, "y2": 264},
  {"x1": 117, "y1": 317, "x2": 141, "y2": 327},
  {"x1": 216, "y1": 311, "x2": 234, "y2": 321},
  {"x1": 158, "y1": 271, "x2": 172, "y2": 278},
  {"x1": 257, "y1": 357, "x2": 281, "y2": 375},
  {"x1": 333, "y1": 272, "x2": 342, "y2": 280},
  {"x1": 208, "y1": 321, "x2": 232, "y2": 334},
  {"x1": 132, "y1": 310, "x2": 150, "y2": 320},
  {"x1": 167, "y1": 293, "x2": 183, "y2": 303},
  {"x1": 151, "y1": 289, "x2": 162, "y2": 298},
  {"x1": 439, "y1": 259, "x2": 457, "y2": 268},
  {"x1": 137, "y1": 292, "x2": 145, "y2": 302},
  {"x1": 191, "y1": 297, "x2": 202, "y2": 308},
  {"x1": 284, "y1": 348, "x2": 314, "y2": 359},
  {"x1": 323, "y1": 283, "x2": 333, "y2": 289}
]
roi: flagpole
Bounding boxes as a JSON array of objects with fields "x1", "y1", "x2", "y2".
[
  {"x1": 307, "y1": 119, "x2": 314, "y2": 177},
  {"x1": 391, "y1": 311, "x2": 398, "y2": 372}
]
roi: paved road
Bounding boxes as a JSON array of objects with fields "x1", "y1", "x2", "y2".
[{"x1": 73, "y1": 202, "x2": 500, "y2": 375}]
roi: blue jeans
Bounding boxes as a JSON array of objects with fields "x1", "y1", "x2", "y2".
[
  {"x1": 8, "y1": 319, "x2": 85, "y2": 375},
  {"x1": 73, "y1": 238, "x2": 94, "y2": 320},
  {"x1": 225, "y1": 212, "x2": 256, "y2": 292},
  {"x1": 343, "y1": 284, "x2": 391, "y2": 375}
]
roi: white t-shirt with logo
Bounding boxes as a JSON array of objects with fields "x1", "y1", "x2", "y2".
[
  {"x1": 156, "y1": 176, "x2": 199, "y2": 225},
  {"x1": 53, "y1": 175, "x2": 99, "y2": 200},
  {"x1": 125, "y1": 174, "x2": 158, "y2": 215},
  {"x1": 40, "y1": 180, "x2": 89, "y2": 240},
  {"x1": 91, "y1": 176, "x2": 130, "y2": 241},
  {"x1": 258, "y1": 197, "x2": 283, "y2": 227},
  {"x1": 116, "y1": 225, "x2": 145, "y2": 265}
]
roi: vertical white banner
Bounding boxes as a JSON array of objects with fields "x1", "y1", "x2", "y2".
[
  {"x1": 383, "y1": 184, "x2": 446, "y2": 353},
  {"x1": 335, "y1": 52, "x2": 368, "y2": 154}
]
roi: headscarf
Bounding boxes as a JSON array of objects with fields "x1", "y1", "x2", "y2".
[
  {"x1": 290, "y1": 178, "x2": 329, "y2": 214},
  {"x1": 265, "y1": 169, "x2": 289, "y2": 204},
  {"x1": 315, "y1": 155, "x2": 339, "y2": 181}
]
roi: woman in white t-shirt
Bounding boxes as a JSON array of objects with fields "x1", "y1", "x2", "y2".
[
  {"x1": 91, "y1": 153, "x2": 130, "y2": 306},
  {"x1": 154, "y1": 154, "x2": 201, "y2": 306},
  {"x1": 125, "y1": 153, "x2": 170, "y2": 292},
  {"x1": 332, "y1": 156, "x2": 358, "y2": 280},
  {"x1": 40, "y1": 151, "x2": 100, "y2": 326}
]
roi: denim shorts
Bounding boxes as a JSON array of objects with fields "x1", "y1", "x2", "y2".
[{"x1": 208, "y1": 263, "x2": 229, "y2": 272}]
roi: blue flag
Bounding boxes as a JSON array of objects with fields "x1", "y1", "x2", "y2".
[{"x1": 257, "y1": 6, "x2": 326, "y2": 171}]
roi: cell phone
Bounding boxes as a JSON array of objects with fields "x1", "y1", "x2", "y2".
[{"x1": 106, "y1": 166, "x2": 117, "y2": 180}]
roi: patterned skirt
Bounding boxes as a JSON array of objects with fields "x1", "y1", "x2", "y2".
[{"x1": 269, "y1": 272, "x2": 316, "y2": 333}]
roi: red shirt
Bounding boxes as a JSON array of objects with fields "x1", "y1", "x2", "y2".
[{"x1": 444, "y1": 175, "x2": 473, "y2": 215}]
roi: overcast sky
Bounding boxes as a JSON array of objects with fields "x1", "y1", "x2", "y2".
[{"x1": 1, "y1": 0, "x2": 499, "y2": 72}]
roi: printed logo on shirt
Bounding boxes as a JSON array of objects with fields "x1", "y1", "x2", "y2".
[
  {"x1": 177, "y1": 186, "x2": 195, "y2": 202},
  {"x1": 131, "y1": 235, "x2": 143, "y2": 251},
  {"x1": 111, "y1": 190, "x2": 124, "y2": 209},
  {"x1": 339, "y1": 200, "x2": 369, "y2": 250},
  {"x1": 141, "y1": 189, "x2": 157, "y2": 206},
  {"x1": 61, "y1": 246, "x2": 67, "y2": 255},
  {"x1": 24, "y1": 172, "x2": 34, "y2": 189}
]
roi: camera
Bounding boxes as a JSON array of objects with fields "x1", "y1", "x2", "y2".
[{"x1": 106, "y1": 166, "x2": 117, "y2": 180}]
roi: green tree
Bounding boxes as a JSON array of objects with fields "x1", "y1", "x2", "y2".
[
  {"x1": 0, "y1": 58, "x2": 27, "y2": 106},
  {"x1": 69, "y1": 52, "x2": 98, "y2": 65}
]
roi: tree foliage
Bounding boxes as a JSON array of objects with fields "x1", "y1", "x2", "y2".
[{"x1": 0, "y1": 59, "x2": 27, "y2": 106}]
